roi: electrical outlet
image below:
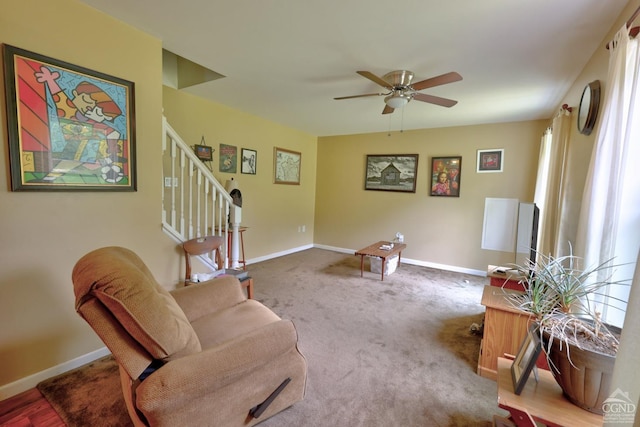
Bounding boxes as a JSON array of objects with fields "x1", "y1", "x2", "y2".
[
  {"x1": 164, "y1": 177, "x2": 179, "y2": 187},
  {"x1": 301, "y1": 225, "x2": 306, "y2": 232}
]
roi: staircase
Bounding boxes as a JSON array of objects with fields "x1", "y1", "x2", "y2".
[{"x1": 161, "y1": 116, "x2": 242, "y2": 269}]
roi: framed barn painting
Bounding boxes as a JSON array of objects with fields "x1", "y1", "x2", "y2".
[
  {"x1": 2, "y1": 45, "x2": 136, "y2": 191},
  {"x1": 430, "y1": 156, "x2": 461, "y2": 197},
  {"x1": 365, "y1": 154, "x2": 418, "y2": 193}
]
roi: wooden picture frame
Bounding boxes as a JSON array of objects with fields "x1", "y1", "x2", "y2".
[
  {"x1": 511, "y1": 324, "x2": 542, "y2": 395},
  {"x1": 2, "y1": 44, "x2": 136, "y2": 191},
  {"x1": 364, "y1": 154, "x2": 418, "y2": 193},
  {"x1": 194, "y1": 144, "x2": 213, "y2": 161},
  {"x1": 241, "y1": 148, "x2": 257, "y2": 175},
  {"x1": 430, "y1": 156, "x2": 461, "y2": 197},
  {"x1": 477, "y1": 149, "x2": 504, "y2": 173},
  {"x1": 274, "y1": 147, "x2": 301, "y2": 185}
]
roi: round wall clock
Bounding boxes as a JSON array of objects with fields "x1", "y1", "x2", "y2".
[{"x1": 577, "y1": 80, "x2": 601, "y2": 135}]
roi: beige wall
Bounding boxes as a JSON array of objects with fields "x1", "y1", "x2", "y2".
[
  {"x1": 315, "y1": 120, "x2": 548, "y2": 272},
  {"x1": 2, "y1": 0, "x2": 638, "y2": 407},
  {"x1": 162, "y1": 86, "x2": 317, "y2": 262},
  {"x1": 0, "y1": 0, "x2": 174, "y2": 386}
]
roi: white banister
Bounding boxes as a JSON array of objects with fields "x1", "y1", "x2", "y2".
[{"x1": 161, "y1": 116, "x2": 241, "y2": 270}]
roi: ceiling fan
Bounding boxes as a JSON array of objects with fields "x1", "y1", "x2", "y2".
[{"x1": 334, "y1": 70, "x2": 462, "y2": 114}]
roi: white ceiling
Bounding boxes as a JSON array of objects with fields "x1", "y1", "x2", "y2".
[{"x1": 79, "y1": 0, "x2": 629, "y2": 137}]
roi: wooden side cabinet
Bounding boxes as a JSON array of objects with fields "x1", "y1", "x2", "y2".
[{"x1": 477, "y1": 285, "x2": 531, "y2": 380}]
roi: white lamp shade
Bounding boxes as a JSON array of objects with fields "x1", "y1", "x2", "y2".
[
  {"x1": 384, "y1": 94, "x2": 410, "y2": 109},
  {"x1": 225, "y1": 178, "x2": 238, "y2": 192}
]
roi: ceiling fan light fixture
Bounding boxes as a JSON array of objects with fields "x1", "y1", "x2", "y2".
[{"x1": 384, "y1": 93, "x2": 411, "y2": 109}]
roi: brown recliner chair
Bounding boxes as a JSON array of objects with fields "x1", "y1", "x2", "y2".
[{"x1": 72, "y1": 246, "x2": 306, "y2": 426}]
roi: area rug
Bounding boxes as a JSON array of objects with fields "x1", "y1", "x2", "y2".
[
  {"x1": 37, "y1": 355, "x2": 132, "y2": 427},
  {"x1": 36, "y1": 248, "x2": 504, "y2": 426}
]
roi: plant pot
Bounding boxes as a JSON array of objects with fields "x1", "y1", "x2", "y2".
[{"x1": 543, "y1": 331, "x2": 617, "y2": 415}]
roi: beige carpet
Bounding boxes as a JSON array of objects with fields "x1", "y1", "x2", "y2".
[{"x1": 38, "y1": 248, "x2": 503, "y2": 426}]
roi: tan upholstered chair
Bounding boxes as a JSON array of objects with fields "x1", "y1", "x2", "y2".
[{"x1": 72, "y1": 246, "x2": 307, "y2": 427}]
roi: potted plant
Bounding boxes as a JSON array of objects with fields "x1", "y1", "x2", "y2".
[{"x1": 505, "y1": 247, "x2": 630, "y2": 415}]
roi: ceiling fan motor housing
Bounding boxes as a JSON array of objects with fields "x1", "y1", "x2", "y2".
[{"x1": 383, "y1": 70, "x2": 414, "y2": 89}]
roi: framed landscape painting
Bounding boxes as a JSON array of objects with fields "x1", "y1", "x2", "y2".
[
  {"x1": 364, "y1": 154, "x2": 418, "y2": 193},
  {"x1": 3, "y1": 44, "x2": 136, "y2": 191},
  {"x1": 430, "y1": 156, "x2": 461, "y2": 197}
]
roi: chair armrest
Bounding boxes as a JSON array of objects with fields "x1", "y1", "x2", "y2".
[
  {"x1": 135, "y1": 319, "x2": 299, "y2": 409},
  {"x1": 170, "y1": 276, "x2": 245, "y2": 322}
]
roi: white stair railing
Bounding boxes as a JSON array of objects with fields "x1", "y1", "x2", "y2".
[{"x1": 161, "y1": 116, "x2": 242, "y2": 269}]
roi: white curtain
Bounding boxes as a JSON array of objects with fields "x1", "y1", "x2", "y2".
[
  {"x1": 534, "y1": 110, "x2": 572, "y2": 259},
  {"x1": 575, "y1": 24, "x2": 640, "y2": 327}
]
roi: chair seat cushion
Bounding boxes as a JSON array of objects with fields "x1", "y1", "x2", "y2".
[
  {"x1": 73, "y1": 247, "x2": 201, "y2": 362},
  {"x1": 191, "y1": 299, "x2": 281, "y2": 349}
]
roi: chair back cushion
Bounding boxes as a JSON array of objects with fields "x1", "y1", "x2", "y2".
[{"x1": 73, "y1": 247, "x2": 201, "y2": 366}]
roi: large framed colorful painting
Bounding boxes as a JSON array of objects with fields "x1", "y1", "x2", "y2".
[{"x1": 2, "y1": 45, "x2": 136, "y2": 191}]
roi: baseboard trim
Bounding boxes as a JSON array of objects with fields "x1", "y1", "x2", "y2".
[
  {"x1": 313, "y1": 244, "x2": 486, "y2": 277},
  {"x1": 246, "y1": 244, "x2": 314, "y2": 265},
  {"x1": 0, "y1": 347, "x2": 110, "y2": 400}
]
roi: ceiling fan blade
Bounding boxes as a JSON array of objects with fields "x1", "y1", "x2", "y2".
[
  {"x1": 357, "y1": 71, "x2": 392, "y2": 89},
  {"x1": 413, "y1": 93, "x2": 458, "y2": 108},
  {"x1": 334, "y1": 93, "x2": 384, "y2": 100},
  {"x1": 382, "y1": 104, "x2": 394, "y2": 114},
  {"x1": 411, "y1": 72, "x2": 462, "y2": 91}
]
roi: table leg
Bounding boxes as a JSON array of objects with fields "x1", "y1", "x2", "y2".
[
  {"x1": 381, "y1": 257, "x2": 385, "y2": 281},
  {"x1": 360, "y1": 255, "x2": 364, "y2": 277}
]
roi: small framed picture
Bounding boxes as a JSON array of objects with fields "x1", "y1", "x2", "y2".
[
  {"x1": 477, "y1": 149, "x2": 504, "y2": 173},
  {"x1": 219, "y1": 144, "x2": 237, "y2": 173},
  {"x1": 241, "y1": 148, "x2": 257, "y2": 175},
  {"x1": 274, "y1": 147, "x2": 301, "y2": 185},
  {"x1": 430, "y1": 156, "x2": 461, "y2": 197},
  {"x1": 194, "y1": 144, "x2": 213, "y2": 161},
  {"x1": 511, "y1": 324, "x2": 542, "y2": 395}
]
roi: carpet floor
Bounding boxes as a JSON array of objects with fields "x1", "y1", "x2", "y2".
[{"x1": 38, "y1": 248, "x2": 504, "y2": 426}]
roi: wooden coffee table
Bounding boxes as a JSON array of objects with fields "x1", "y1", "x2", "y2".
[{"x1": 355, "y1": 241, "x2": 407, "y2": 281}]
